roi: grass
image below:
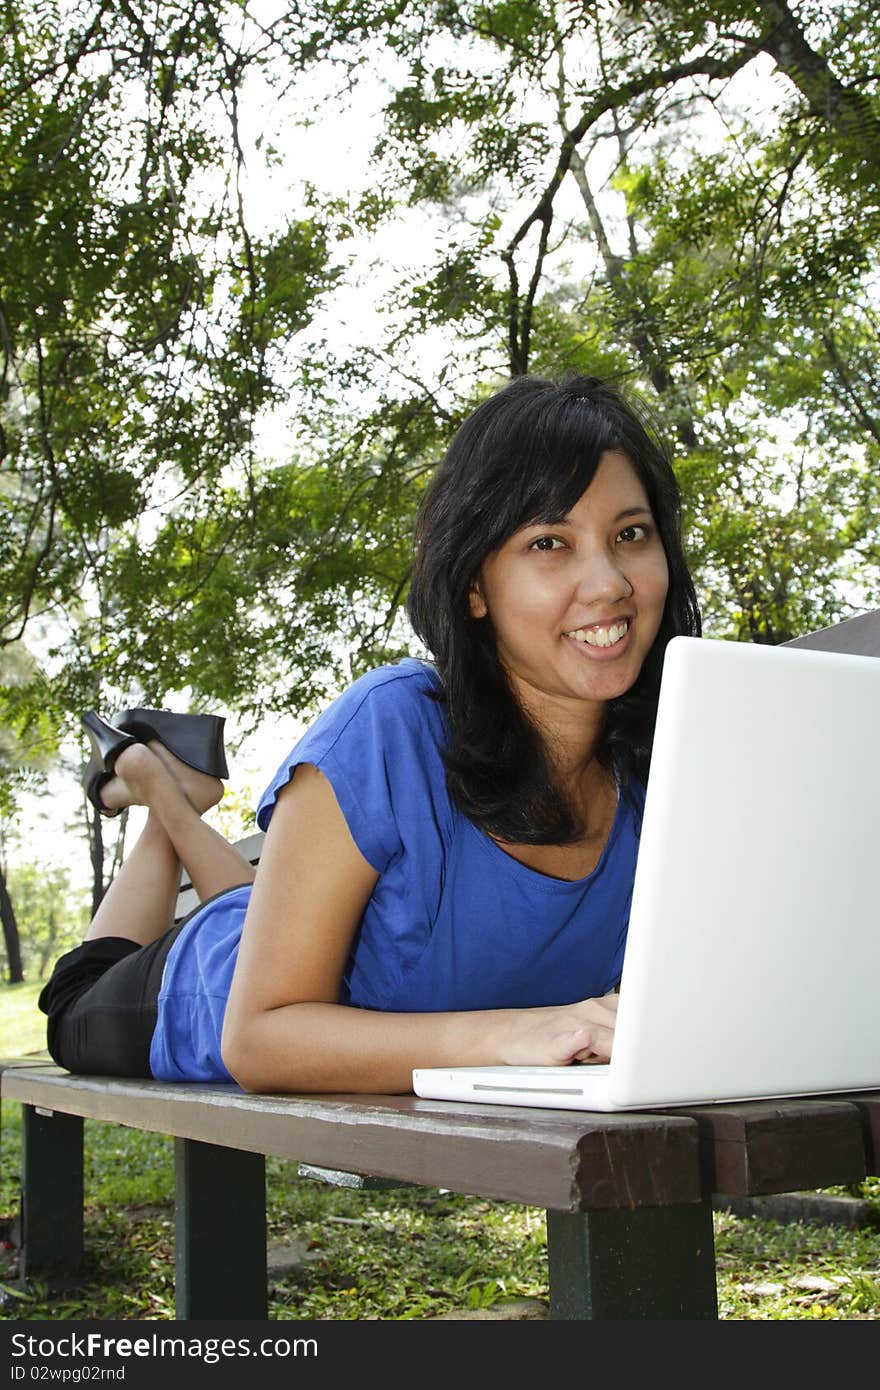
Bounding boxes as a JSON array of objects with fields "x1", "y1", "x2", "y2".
[
  {"x1": 1, "y1": 983, "x2": 878, "y2": 1321},
  {"x1": 0, "y1": 981, "x2": 48, "y2": 1057}
]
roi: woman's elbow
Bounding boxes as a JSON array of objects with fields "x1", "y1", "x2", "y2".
[{"x1": 221, "y1": 1014, "x2": 273, "y2": 1093}]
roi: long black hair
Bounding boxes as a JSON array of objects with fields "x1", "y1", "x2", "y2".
[{"x1": 406, "y1": 373, "x2": 701, "y2": 843}]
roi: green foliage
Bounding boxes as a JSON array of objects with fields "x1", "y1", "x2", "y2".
[
  {"x1": 297, "y1": 0, "x2": 880, "y2": 650},
  {"x1": 0, "y1": 646, "x2": 58, "y2": 818},
  {"x1": 0, "y1": 0, "x2": 340, "y2": 767},
  {"x1": 1, "y1": 0, "x2": 879, "y2": 893},
  {"x1": 3, "y1": 861, "x2": 88, "y2": 980},
  {"x1": 0, "y1": 981, "x2": 45, "y2": 1054}
]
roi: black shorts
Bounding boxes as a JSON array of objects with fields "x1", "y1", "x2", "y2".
[{"x1": 38, "y1": 923, "x2": 185, "y2": 1077}]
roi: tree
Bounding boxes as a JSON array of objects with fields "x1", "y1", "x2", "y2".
[
  {"x1": 3, "y1": 857, "x2": 89, "y2": 981},
  {"x1": 0, "y1": 0, "x2": 339, "y2": 902},
  {"x1": 0, "y1": 641, "x2": 57, "y2": 981},
  {"x1": 282, "y1": 0, "x2": 880, "y2": 642},
  {"x1": 2, "y1": 0, "x2": 879, "y2": 873},
  {"x1": 0, "y1": 0, "x2": 338, "y2": 709}
]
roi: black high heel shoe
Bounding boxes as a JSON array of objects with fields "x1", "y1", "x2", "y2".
[
  {"x1": 111, "y1": 707, "x2": 229, "y2": 779},
  {"x1": 82, "y1": 711, "x2": 138, "y2": 818}
]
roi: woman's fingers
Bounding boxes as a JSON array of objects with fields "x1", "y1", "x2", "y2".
[{"x1": 502, "y1": 996, "x2": 619, "y2": 1066}]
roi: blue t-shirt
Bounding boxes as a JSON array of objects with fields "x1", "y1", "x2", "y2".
[{"x1": 149, "y1": 659, "x2": 644, "y2": 1081}]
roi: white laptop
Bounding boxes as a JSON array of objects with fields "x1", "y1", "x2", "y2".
[{"x1": 413, "y1": 635, "x2": 880, "y2": 1112}]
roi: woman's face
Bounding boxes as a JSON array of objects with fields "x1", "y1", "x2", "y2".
[{"x1": 469, "y1": 450, "x2": 670, "y2": 725}]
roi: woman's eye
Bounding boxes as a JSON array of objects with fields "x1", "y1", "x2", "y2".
[
  {"x1": 617, "y1": 524, "x2": 649, "y2": 543},
  {"x1": 529, "y1": 535, "x2": 565, "y2": 552}
]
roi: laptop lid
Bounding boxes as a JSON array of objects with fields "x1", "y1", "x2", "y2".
[{"x1": 414, "y1": 637, "x2": 880, "y2": 1111}]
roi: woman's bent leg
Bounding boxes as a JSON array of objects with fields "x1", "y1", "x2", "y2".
[
  {"x1": 42, "y1": 737, "x2": 256, "y2": 1074},
  {"x1": 86, "y1": 813, "x2": 182, "y2": 945},
  {"x1": 87, "y1": 742, "x2": 255, "y2": 945}
]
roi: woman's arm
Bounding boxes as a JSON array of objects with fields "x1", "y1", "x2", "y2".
[{"x1": 221, "y1": 763, "x2": 617, "y2": 1093}]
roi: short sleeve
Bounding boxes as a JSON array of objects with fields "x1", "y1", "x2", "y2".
[{"x1": 255, "y1": 660, "x2": 449, "y2": 875}]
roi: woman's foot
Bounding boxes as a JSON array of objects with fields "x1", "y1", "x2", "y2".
[
  {"x1": 149, "y1": 740, "x2": 224, "y2": 813},
  {"x1": 97, "y1": 741, "x2": 224, "y2": 816}
]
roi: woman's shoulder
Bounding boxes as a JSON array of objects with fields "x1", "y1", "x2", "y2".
[
  {"x1": 256, "y1": 659, "x2": 447, "y2": 835},
  {"x1": 256, "y1": 659, "x2": 449, "y2": 850}
]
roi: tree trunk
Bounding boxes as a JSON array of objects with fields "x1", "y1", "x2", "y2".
[
  {"x1": 38, "y1": 906, "x2": 59, "y2": 981},
  {"x1": 89, "y1": 805, "x2": 105, "y2": 918},
  {"x1": 0, "y1": 862, "x2": 24, "y2": 984}
]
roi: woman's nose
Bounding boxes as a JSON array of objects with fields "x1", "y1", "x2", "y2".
[{"x1": 573, "y1": 549, "x2": 634, "y2": 603}]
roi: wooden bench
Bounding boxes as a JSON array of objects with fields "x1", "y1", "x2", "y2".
[
  {"x1": 2, "y1": 608, "x2": 878, "y2": 1321},
  {"x1": 1, "y1": 1059, "x2": 878, "y2": 1320}
]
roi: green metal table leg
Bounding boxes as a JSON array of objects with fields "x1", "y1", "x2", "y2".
[
  {"x1": 20, "y1": 1105, "x2": 84, "y2": 1280},
  {"x1": 174, "y1": 1138, "x2": 267, "y2": 1319},
  {"x1": 546, "y1": 1198, "x2": 718, "y2": 1319}
]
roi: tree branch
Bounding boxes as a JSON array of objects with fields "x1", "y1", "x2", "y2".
[
  {"x1": 756, "y1": 0, "x2": 880, "y2": 173},
  {"x1": 821, "y1": 330, "x2": 880, "y2": 447}
]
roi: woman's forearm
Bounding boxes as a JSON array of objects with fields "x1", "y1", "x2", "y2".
[
  {"x1": 221, "y1": 1000, "x2": 511, "y2": 1093},
  {"x1": 220, "y1": 994, "x2": 617, "y2": 1093}
]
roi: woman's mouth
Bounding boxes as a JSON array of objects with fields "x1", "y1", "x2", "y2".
[{"x1": 564, "y1": 618, "x2": 632, "y2": 659}]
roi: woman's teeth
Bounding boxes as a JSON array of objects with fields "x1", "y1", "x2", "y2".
[{"x1": 567, "y1": 620, "x2": 630, "y2": 648}]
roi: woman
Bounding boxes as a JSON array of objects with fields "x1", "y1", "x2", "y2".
[{"x1": 39, "y1": 373, "x2": 700, "y2": 1093}]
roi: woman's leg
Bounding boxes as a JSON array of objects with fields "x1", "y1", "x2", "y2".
[
  {"x1": 41, "y1": 738, "x2": 256, "y2": 1074},
  {"x1": 86, "y1": 812, "x2": 182, "y2": 945},
  {"x1": 87, "y1": 741, "x2": 255, "y2": 945}
]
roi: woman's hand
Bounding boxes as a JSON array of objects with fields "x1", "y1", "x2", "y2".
[{"x1": 498, "y1": 993, "x2": 619, "y2": 1067}]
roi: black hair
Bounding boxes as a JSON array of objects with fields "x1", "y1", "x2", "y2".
[{"x1": 406, "y1": 373, "x2": 701, "y2": 843}]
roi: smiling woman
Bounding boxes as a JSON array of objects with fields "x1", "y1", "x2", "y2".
[
  {"x1": 39, "y1": 373, "x2": 701, "y2": 1098},
  {"x1": 469, "y1": 452, "x2": 669, "y2": 708},
  {"x1": 461, "y1": 447, "x2": 671, "y2": 883},
  {"x1": 408, "y1": 375, "x2": 701, "y2": 849}
]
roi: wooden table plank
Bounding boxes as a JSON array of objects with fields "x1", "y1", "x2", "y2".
[
  {"x1": 6, "y1": 1068, "x2": 871, "y2": 1210},
  {"x1": 841, "y1": 1091, "x2": 880, "y2": 1175},
  {"x1": 2, "y1": 1067, "x2": 702, "y2": 1212},
  {"x1": 666, "y1": 1097, "x2": 868, "y2": 1196}
]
